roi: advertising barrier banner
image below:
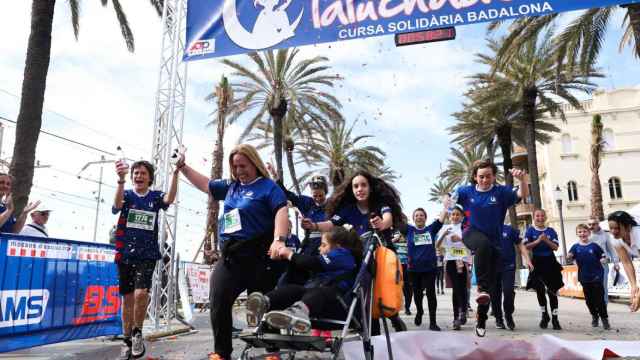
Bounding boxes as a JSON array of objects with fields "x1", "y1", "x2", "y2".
[
  {"x1": 185, "y1": 0, "x2": 640, "y2": 60},
  {"x1": 0, "y1": 234, "x2": 121, "y2": 353},
  {"x1": 183, "y1": 262, "x2": 212, "y2": 304}
]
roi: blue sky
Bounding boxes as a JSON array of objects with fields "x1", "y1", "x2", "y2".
[{"x1": 0, "y1": 2, "x2": 638, "y2": 260}]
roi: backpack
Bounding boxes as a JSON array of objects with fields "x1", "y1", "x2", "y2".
[{"x1": 372, "y1": 245, "x2": 403, "y2": 319}]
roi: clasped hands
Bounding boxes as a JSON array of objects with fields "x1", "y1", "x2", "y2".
[{"x1": 268, "y1": 240, "x2": 293, "y2": 260}]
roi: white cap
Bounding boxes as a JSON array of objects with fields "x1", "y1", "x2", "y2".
[{"x1": 35, "y1": 203, "x2": 53, "y2": 213}]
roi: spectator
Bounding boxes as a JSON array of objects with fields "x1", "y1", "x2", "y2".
[{"x1": 19, "y1": 205, "x2": 52, "y2": 238}]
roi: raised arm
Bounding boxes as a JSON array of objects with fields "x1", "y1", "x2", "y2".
[
  {"x1": 163, "y1": 169, "x2": 180, "y2": 205},
  {"x1": 113, "y1": 160, "x2": 128, "y2": 211},
  {"x1": 510, "y1": 168, "x2": 528, "y2": 201}
]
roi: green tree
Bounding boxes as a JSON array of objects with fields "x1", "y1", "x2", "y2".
[
  {"x1": 429, "y1": 178, "x2": 455, "y2": 203},
  {"x1": 474, "y1": 33, "x2": 601, "y2": 208},
  {"x1": 11, "y1": 0, "x2": 162, "y2": 215},
  {"x1": 441, "y1": 145, "x2": 491, "y2": 188},
  {"x1": 221, "y1": 49, "x2": 343, "y2": 186},
  {"x1": 300, "y1": 119, "x2": 395, "y2": 188}
]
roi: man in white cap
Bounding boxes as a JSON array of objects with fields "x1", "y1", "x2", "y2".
[{"x1": 19, "y1": 205, "x2": 51, "y2": 238}]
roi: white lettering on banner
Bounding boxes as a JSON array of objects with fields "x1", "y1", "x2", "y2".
[
  {"x1": 7, "y1": 240, "x2": 73, "y2": 260},
  {"x1": 77, "y1": 246, "x2": 116, "y2": 262},
  {"x1": 0, "y1": 290, "x2": 49, "y2": 328},
  {"x1": 313, "y1": 0, "x2": 553, "y2": 31}
]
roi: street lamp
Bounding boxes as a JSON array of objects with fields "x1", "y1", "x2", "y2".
[
  {"x1": 553, "y1": 185, "x2": 568, "y2": 265},
  {"x1": 78, "y1": 156, "x2": 115, "y2": 242}
]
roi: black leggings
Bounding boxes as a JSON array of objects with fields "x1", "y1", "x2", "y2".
[
  {"x1": 401, "y1": 264, "x2": 413, "y2": 311},
  {"x1": 535, "y1": 283, "x2": 559, "y2": 313},
  {"x1": 266, "y1": 284, "x2": 341, "y2": 317},
  {"x1": 436, "y1": 266, "x2": 444, "y2": 292},
  {"x1": 410, "y1": 271, "x2": 437, "y2": 320},
  {"x1": 582, "y1": 282, "x2": 608, "y2": 319},
  {"x1": 446, "y1": 260, "x2": 468, "y2": 319},
  {"x1": 209, "y1": 256, "x2": 274, "y2": 358}
]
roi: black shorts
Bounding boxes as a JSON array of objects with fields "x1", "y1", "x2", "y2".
[{"x1": 117, "y1": 260, "x2": 157, "y2": 295}]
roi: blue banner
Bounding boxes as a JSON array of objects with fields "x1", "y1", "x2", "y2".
[
  {"x1": 185, "y1": 0, "x2": 640, "y2": 60},
  {"x1": 0, "y1": 234, "x2": 121, "y2": 353}
]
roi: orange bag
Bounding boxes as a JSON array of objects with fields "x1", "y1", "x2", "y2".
[{"x1": 372, "y1": 245, "x2": 404, "y2": 319}]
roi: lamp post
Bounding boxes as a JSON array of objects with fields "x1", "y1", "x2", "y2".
[
  {"x1": 553, "y1": 185, "x2": 568, "y2": 265},
  {"x1": 78, "y1": 156, "x2": 115, "y2": 242}
]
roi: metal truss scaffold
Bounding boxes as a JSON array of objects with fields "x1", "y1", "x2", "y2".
[{"x1": 147, "y1": 0, "x2": 188, "y2": 330}]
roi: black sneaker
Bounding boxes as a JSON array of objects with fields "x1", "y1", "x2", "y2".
[
  {"x1": 405, "y1": 309, "x2": 412, "y2": 316},
  {"x1": 539, "y1": 312, "x2": 550, "y2": 329},
  {"x1": 495, "y1": 318, "x2": 506, "y2": 329},
  {"x1": 452, "y1": 319, "x2": 461, "y2": 330},
  {"x1": 552, "y1": 316, "x2": 562, "y2": 330},
  {"x1": 131, "y1": 330, "x2": 145, "y2": 359},
  {"x1": 505, "y1": 315, "x2": 515, "y2": 331},
  {"x1": 414, "y1": 312, "x2": 423, "y2": 327},
  {"x1": 429, "y1": 323, "x2": 441, "y2": 331},
  {"x1": 591, "y1": 315, "x2": 599, "y2": 328},
  {"x1": 460, "y1": 310, "x2": 468, "y2": 325},
  {"x1": 475, "y1": 314, "x2": 486, "y2": 337},
  {"x1": 392, "y1": 316, "x2": 408, "y2": 332},
  {"x1": 602, "y1": 317, "x2": 611, "y2": 330}
]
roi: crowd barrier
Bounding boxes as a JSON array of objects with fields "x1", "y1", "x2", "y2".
[{"x1": 0, "y1": 234, "x2": 121, "y2": 353}]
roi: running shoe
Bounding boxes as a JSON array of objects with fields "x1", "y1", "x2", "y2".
[
  {"x1": 602, "y1": 317, "x2": 611, "y2": 330},
  {"x1": 551, "y1": 316, "x2": 562, "y2": 330},
  {"x1": 246, "y1": 292, "x2": 270, "y2": 327},
  {"x1": 265, "y1": 302, "x2": 311, "y2": 333},
  {"x1": 495, "y1": 318, "x2": 506, "y2": 329},
  {"x1": 459, "y1": 309, "x2": 468, "y2": 325},
  {"x1": 118, "y1": 344, "x2": 132, "y2": 360},
  {"x1": 452, "y1": 319, "x2": 461, "y2": 330},
  {"x1": 414, "y1": 312, "x2": 423, "y2": 327},
  {"x1": 475, "y1": 317, "x2": 486, "y2": 337},
  {"x1": 131, "y1": 330, "x2": 145, "y2": 359},
  {"x1": 539, "y1": 312, "x2": 550, "y2": 329},
  {"x1": 429, "y1": 323, "x2": 441, "y2": 331},
  {"x1": 591, "y1": 315, "x2": 599, "y2": 328},
  {"x1": 505, "y1": 315, "x2": 515, "y2": 330}
]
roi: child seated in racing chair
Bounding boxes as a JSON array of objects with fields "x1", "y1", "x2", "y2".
[{"x1": 245, "y1": 226, "x2": 362, "y2": 333}]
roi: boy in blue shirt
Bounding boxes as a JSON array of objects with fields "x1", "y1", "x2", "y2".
[
  {"x1": 455, "y1": 160, "x2": 528, "y2": 337},
  {"x1": 568, "y1": 224, "x2": 611, "y2": 330}
]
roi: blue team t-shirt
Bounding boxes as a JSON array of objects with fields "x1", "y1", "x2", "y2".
[
  {"x1": 290, "y1": 194, "x2": 326, "y2": 224},
  {"x1": 0, "y1": 203, "x2": 16, "y2": 233},
  {"x1": 500, "y1": 224, "x2": 522, "y2": 271},
  {"x1": 524, "y1": 227, "x2": 559, "y2": 257},
  {"x1": 286, "y1": 234, "x2": 301, "y2": 250},
  {"x1": 112, "y1": 190, "x2": 169, "y2": 263},
  {"x1": 308, "y1": 247, "x2": 357, "y2": 291},
  {"x1": 330, "y1": 204, "x2": 391, "y2": 236},
  {"x1": 406, "y1": 220, "x2": 444, "y2": 273},
  {"x1": 209, "y1": 177, "x2": 287, "y2": 245},
  {"x1": 569, "y1": 242, "x2": 604, "y2": 283},
  {"x1": 456, "y1": 184, "x2": 519, "y2": 246}
]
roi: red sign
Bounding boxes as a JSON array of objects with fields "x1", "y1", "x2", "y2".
[
  {"x1": 72, "y1": 285, "x2": 121, "y2": 325},
  {"x1": 395, "y1": 27, "x2": 456, "y2": 47}
]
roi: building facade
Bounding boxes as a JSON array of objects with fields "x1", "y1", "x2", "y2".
[{"x1": 514, "y1": 87, "x2": 640, "y2": 258}]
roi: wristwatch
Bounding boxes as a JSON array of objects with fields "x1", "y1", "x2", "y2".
[{"x1": 274, "y1": 235, "x2": 287, "y2": 243}]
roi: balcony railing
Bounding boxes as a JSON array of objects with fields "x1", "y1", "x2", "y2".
[{"x1": 516, "y1": 203, "x2": 535, "y2": 216}]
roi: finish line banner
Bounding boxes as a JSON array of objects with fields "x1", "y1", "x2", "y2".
[
  {"x1": 185, "y1": 0, "x2": 639, "y2": 60},
  {"x1": 0, "y1": 234, "x2": 121, "y2": 353}
]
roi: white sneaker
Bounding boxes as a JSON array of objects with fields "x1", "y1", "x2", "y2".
[
  {"x1": 118, "y1": 343, "x2": 132, "y2": 360},
  {"x1": 131, "y1": 331, "x2": 145, "y2": 358}
]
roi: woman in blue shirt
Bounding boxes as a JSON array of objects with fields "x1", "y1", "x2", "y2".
[
  {"x1": 524, "y1": 209, "x2": 564, "y2": 331},
  {"x1": 406, "y1": 206, "x2": 446, "y2": 330},
  {"x1": 179, "y1": 144, "x2": 289, "y2": 360},
  {"x1": 311, "y1": 170, "x2": 407, "y2": 333}
]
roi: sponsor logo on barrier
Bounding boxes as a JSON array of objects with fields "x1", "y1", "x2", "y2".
[
  {"x1": 0, "y1": 290, "x2": 49, "y2": 328},
  {"x1": 7, "y1": 240, "x2": 73, "y2": 259},
  {"x1": 72, "y1": 285, "x2": 121, "y2": 325},
  {"x1": 77, "y1": 246, "x2": 116, "y2": 262}
]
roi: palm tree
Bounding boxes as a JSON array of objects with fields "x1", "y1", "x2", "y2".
[
  {"x1": 474, "y1": 33, "x2": 601, "y2": 208},
  {"x1": 429, "y1": 178, "x2": 455, "y2": 203},
  {"x1": 201, "y1": 75, "x2": 240, "y2": 264},
  {"x1": 221, "y1": 49, "x2": 343, "y2": 184},
  {"x1": 300, "y1": 119, "x2": 394, "y2": 188},
  {"x1": 489, "y1": 4, "x2": 640, "y2": 72},
  {"x1": 590, "y1": 114, "x2": 606, "y2": 221},
  {"x1": 11, "y1": 0, "x2": 162, "y2": 215},
  {"x1": 441, "y1": 145, "x2": 491, "y2": 188}
]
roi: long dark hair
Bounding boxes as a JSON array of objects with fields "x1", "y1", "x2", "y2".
[
  {"x1": 327, "y1": 226, "x2": 364, "y2": 264},
  {"x1": 326, "y1": 170, "x2": 404, "y2": 230},
  {"x1": 607, "y1": 211, "x2": 638, "y2": 228}
]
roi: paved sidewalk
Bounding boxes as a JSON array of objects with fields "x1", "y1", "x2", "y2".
[{"x1": 2, "y1": 289, "x2": 639, "y2": 359}]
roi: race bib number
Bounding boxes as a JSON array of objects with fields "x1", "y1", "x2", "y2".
[
  {"x1": 450, "y1": 247, "x2": 468, "y2": 257},
  {"x1": 414, "y1": 233, "x2": 432, "y2": 246},
  {"x1": 126, "y1": 209, "x2": 156, "y2": 231},
  {"x1": 223, "y1": 208, "x2": 242, "y2": 234}
]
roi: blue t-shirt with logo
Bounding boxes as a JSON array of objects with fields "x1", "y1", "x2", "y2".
[
  {"x1": 209, "y1": 177, "x2": 287, "y2": 246},
  {"x1": 524, "y1": 227, "x2": 559, "y2": 257},
  {"x1": 500, "y1": 224, "x2": 522, "y2": 271},
  {"x1": 286, "y1": 192, "x2": 325, "y2": 256},
  {"x1": 569, "y1": 242, "x2": 604, "y2": 283},
  {"x1": 286, "y1": 234, "x2": 301, "y2": 250},
  {"x1": 396, "y1": 242, "x2": 408, "y2": 265},
  {"x1": 112, "y1": 190, "x2": 169, "y2": 263},
  {"x1": 0, "y1": 203, "x2": 16, "y2": 233},
  {"x1": 309, "y1": 247, "x2": 357, "y2": 291},
  {"x1": 406, "y1": 220, "x2": 443, "y2": 273},
  {"x1": 456, "y1": 184, "x2": 519, "y2": 246},
  {"x1": 330, "y1": 204, "x2": 391, "y2": 236}
]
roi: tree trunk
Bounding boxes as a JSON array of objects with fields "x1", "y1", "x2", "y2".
[
  {"x1": 522, "y1": 86, "x2": 542, "y2": 209},
  {"x1": 270, "y1": 99, "x2": 287, "y2": 182},
  {"x1": 622, "y1": 3, "x2": 640, "y2": 58},
  {"x1": 202, "y1": 78, "x2": 229, "y2": 264},
  {"x1": 285, "y1": 137, "x2": 301, "y2": 195},
  {"x1": 497, "y1": 125, "x2": 518, "y2": 227},
  {"x1": 590, "y1": 114, "x2": 605, "y2": 221},
  {"x1": 10, "y1": 0, "x2": 56, "y2": 217}
]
